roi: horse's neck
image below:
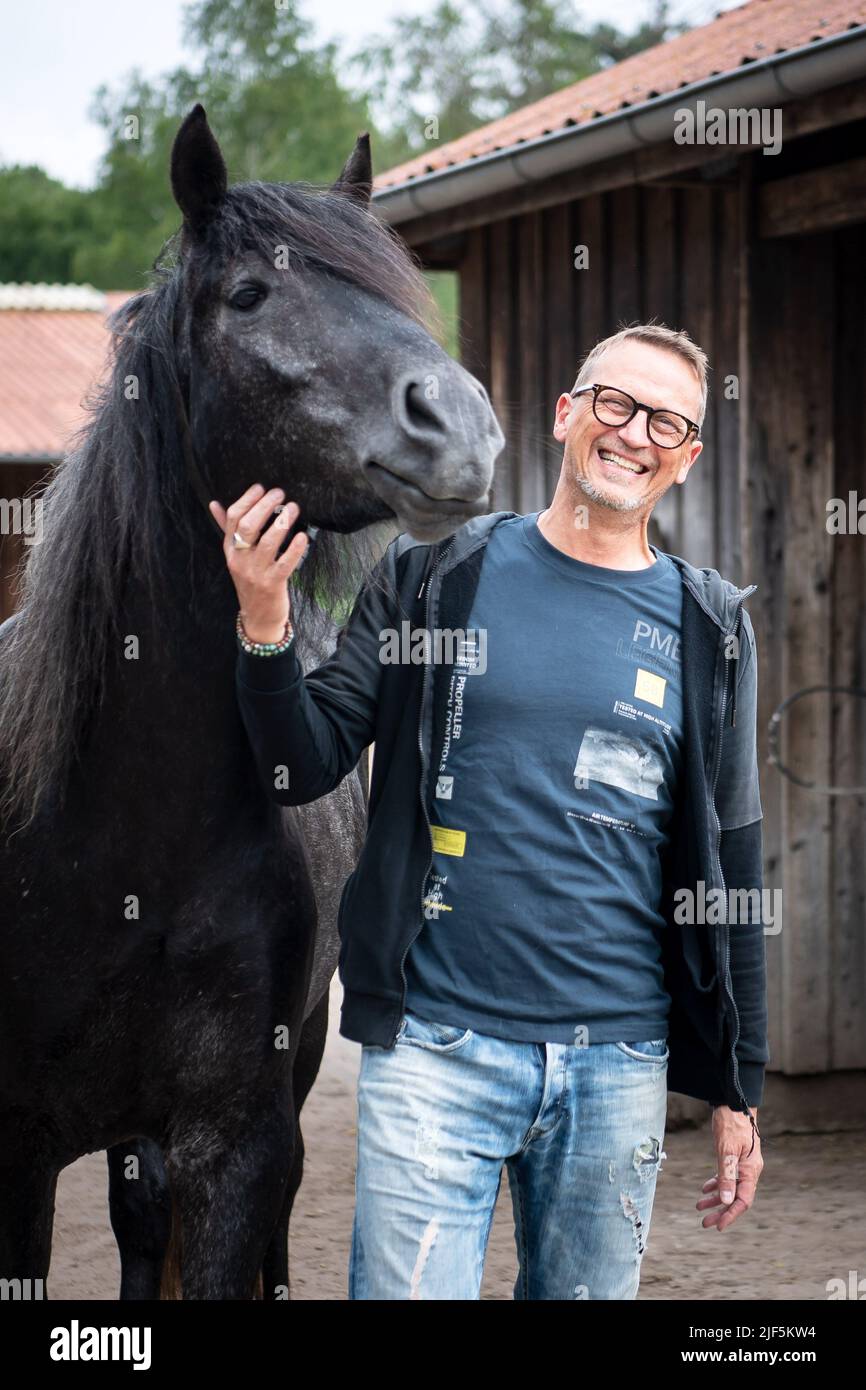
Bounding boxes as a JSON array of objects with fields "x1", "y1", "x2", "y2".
[{"x1": 101, "y1": 528, "x2": 247, "y2": 757}]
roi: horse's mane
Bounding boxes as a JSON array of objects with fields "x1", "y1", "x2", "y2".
[{"x1": 0, "y1": 178, "x2": 436, "y2": 832}]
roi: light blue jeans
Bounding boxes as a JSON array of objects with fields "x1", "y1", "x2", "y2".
[{"x1": 349, "y1": 1010, "x2": 668, "y2": 1300}]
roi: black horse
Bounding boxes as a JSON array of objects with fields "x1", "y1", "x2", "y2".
[{"x1": 0, "y1": 106, "x2": 503, "y2": 1299}]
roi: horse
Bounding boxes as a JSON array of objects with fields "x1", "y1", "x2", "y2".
[{"x1": 0, "y1": 104, "x2": 503, "y2": 1299}]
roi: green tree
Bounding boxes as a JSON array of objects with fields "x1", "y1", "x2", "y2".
[
  {"x1": 73, "y1": 75, "x2": 182, "y2": 288},
  {"x1": 354, "y1": 3, "x2": 492, "y2": 151},
  {"x1": 0, "y1": 167, "x2": 94, "y2": 284},
  {"x1": 1, "y1": 0, "x2": 687, "y2": 290},
  {"x1": 72, "y1": 0, "x2": 400, "y2": 287},
  {"x1": 589, "y1": 1, "x2": 683, "y2": 65},
  {"x1": 355, "y1": 0, "x2": 683, "y2": 154}
]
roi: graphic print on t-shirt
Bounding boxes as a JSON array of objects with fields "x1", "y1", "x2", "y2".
[
  {"x1": 406, "y1": 511, "x2": 683, "y2": 1045},
  {"x1": 573, "y1": 726, "x2": 666, "y2": 801}
]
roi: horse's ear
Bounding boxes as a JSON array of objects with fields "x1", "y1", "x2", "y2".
[
  {"x1": 171, "y1": 105, "x2": 228, "y2": 238},
  {"x1": 332, "y1": 133, "x2": 373, "y2": 205}
]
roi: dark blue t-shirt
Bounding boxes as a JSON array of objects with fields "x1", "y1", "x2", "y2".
[{"x1": 404, "y1": 512, "x2": 684, "y2": 1044}]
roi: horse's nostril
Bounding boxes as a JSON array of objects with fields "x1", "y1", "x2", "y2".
[{"x1": 402, "y1": 379, "x2": 447, "y2": 437}]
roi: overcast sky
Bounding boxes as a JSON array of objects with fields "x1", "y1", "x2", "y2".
[{"x1": 0, "y1": 0, "x2": 743, "y2": 188}]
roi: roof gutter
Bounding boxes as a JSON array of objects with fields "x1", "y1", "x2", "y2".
[
  {"x1": 0, "y1": 454, "x2": 60, "y2": 466},
  {"x1": 373, "y1": 26, "x2": 866, "y2": 225}
]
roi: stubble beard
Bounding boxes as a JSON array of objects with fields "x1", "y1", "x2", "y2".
[
  {"x1": 574, "y1": 469, "x2": 648, "y2": 514},
  {"x1": 570, "y1": 443, "x2": 670, "y2": 521}
]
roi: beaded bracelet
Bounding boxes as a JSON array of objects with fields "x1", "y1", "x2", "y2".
[{"x1": 236, "y1": 611, "x2": 295, "y2": 656}]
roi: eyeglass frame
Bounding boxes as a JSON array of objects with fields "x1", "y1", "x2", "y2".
[{"x1": 569, "y1": 382, "x2": 701, "y2": 449}]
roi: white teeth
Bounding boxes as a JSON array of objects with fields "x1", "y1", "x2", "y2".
[{"x1": 598, "y1": 448, "x2": 645, "y2": 475}]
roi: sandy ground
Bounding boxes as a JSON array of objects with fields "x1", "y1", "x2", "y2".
[{"x1": 49, "y1": 977, "x2": 864, "y2": 1301}]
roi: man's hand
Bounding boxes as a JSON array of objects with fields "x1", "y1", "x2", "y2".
[
  {"x1": 697, "y1": 1105, "x2": 763, "y2": 1232},
  {"x1": 209, "y1": 487, "x2": 309, "y2": 644}
]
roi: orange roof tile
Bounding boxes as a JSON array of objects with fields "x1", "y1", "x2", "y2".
[
  {"x1": 0, "y1": 293, "x2": 134, "y2": 460},
  {"x1": 375, "y1": 0, "x2": 866, "y2": 188}
]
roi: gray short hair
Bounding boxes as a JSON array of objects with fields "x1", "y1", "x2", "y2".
[{"x1": 573, "y1": 320, "x2": 709, "y2": 428}]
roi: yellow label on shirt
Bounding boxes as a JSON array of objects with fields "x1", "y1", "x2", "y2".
[
  {"x1": 430, "y1": 825, "x2": 466, "y2": 857},
  {"x1": 634, "y1": 667, "x2": 667, "y2": 708}
]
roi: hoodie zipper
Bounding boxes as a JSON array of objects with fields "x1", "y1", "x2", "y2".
[
  {"x1": 396, "y1": 536, "x2": 456, "y2": 1034},
  {"x1": 710, "y1": 590, "x2": 757, "y2": 1133},
  {"x1": 727, "y1": 587, "x2": 755, "y2": 728}
]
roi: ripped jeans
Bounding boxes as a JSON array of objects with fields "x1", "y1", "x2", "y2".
[{"x1": 349, "y1": 1011, "x2": 668, "y2": 1300}]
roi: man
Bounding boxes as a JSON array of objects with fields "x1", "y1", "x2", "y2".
[{"x1": 216, "y1": 322, "x2": 768, "y2": 1300}]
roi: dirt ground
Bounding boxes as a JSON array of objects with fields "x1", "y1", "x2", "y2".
[{"x1": 49, "y1": 978, "x2": 864, "y2": 1300}]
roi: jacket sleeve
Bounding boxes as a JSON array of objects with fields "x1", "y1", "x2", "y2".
[
  {"x1": 716, "y1": 606, "x2": 770, "y2": 1107},
  {"x1": 234, "y1": 540, "x2": 399, "y2": 806}
]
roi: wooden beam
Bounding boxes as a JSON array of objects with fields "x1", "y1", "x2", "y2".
[
  {"x1": 516, "y1": 211, "x2": 546, "y2": 512},
  {"x1": 640, "y1": 181, "x2": 681, "y2": 554},
  {"x1": 543, "y1": 201, "x2": 575, "y2": 385},
  {"x1": 574, "y1": 192, "x2": 605, "y2": 354},
  {"x1": 758, "y1": 156, "x2": 866, "y2": 239},
  {"x1": 541, "y1": 202, "x2": 575, "y2": 496},
  {"x1": 830, "y1": 220, "x2": 866, "y2": 1069},
  {"x1": 714, "y1": 182, "x2": 742, "y2": 582},
  {"x1": 399, "y1": 140, "x2": 729, "y2": 252},
  {"x1": 456, "y1": 226, "x2": 490, "y2": 389},
  {"x1": 488, "y1": 219, "x2": 519, "y2": 510},
  {"x1": 393, "y1": 78, "x2": 866, "y2": 253},
  {"x1": 679, "y1": 186, "x2": 715, "y2": 567},
  {"x1": 745, "y1": 229, "x2": 836, "y2": 1075},
  {"x1": 414, "y1": 231, "x2": 467, "y2": 268},
  {"x1": 775, "y1": 74, "x2": 866, "y2": 144}
]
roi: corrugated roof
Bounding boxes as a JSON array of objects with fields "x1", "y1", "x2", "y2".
[
  {"x1": 375, "y1": 0, "x2": 866, "y2": 189},
  {"x1": 0, "y1": 289, "x2": 134, "y2": 460},
  {"x1": 0, "y1": 283, "x2": 108, "y2": 311}
]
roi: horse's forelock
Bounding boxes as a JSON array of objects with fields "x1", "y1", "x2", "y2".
[{"x1": 209, "y1": 180, "x2": 436, "y2": 332}]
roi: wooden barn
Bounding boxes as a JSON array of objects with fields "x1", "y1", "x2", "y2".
[{"x1": 373, "y1": 0, "x2": 866, "y2": 1118}]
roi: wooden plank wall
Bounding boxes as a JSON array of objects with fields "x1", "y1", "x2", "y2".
[
  {"x1": 830, "y1": 223, "x2": 866, "y2": 1071},
  {"x1": 456, "y1": 181, "x2": 743, "y2": 573},
  {"x1": 746, "y1": 221, "x2": 866, "y2": 1077}
]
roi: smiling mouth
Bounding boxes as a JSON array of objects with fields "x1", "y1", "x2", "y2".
[{"x1": 596, "y1": 446, "x2": 651, "y2": 477}]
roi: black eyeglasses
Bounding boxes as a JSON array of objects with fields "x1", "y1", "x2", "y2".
[{"x1": 570, "y1": 383, "x2": 700, "y2": 449}]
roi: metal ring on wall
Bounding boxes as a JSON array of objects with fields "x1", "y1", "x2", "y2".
[{"x1": 767, "y1": 685, "x2": 866, "y2": 796}]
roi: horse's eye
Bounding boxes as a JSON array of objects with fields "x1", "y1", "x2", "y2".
[{"x1": 229, "y1": 284, "x2": 266, "y2": 310}]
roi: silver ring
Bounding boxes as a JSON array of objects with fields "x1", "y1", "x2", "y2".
[{"x1": 232, "y1": 531, "x2": 253, "y2": 550}]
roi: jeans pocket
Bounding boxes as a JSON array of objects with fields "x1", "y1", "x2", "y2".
[
  {"x1": 615, "y1": 1038, "x2": 669, "y2": 1063},
  {"x1": 396, "y1": 1010, "x2": 473, "y2": 1053}
]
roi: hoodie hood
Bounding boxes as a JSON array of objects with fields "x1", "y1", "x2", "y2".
[{"x1": 654, "y1": 548, "x2": 757, "y2": 635}]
